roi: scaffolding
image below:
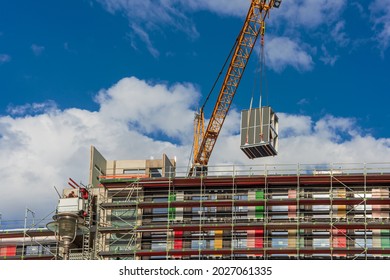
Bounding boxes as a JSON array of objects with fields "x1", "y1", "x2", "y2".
[
  {"x1": 0, "y1": 210, "x2": 58, "y2": 260},
  {"x1": 92, "y1": 163, "x2": 390, "y2": 259},
  {"x1": 95, "y1": 178, "x2": 142, "y2": 260}
]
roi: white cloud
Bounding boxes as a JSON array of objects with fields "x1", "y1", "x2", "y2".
[
  {"x1": 96, "y1": 0, "x2": 199, "y2": 57},
  {"x1": 95, "y1": 76, "x2": 199, "y2": 142},
  {"x1": 297, "y1": 98, "x2": 309, "y2": 106},
  {"x1": 265, "y1": 37, "x2": 314, "y2": 72},
  {"x1": 7, "y1": 100, "x2": 58, "y2": 116},
  {"x1": 184, "y1": 0, "x2": 247, "y2": 17},
  {"x1": 370, "y1": 0, "x2": 390, "y2": 53},
  {"x1": 94, "y1": 0, "x2": 351, "y2": 70},
  {"x1": 331, "y1": 21, "x2": 350, "y2": 47},
  {"x1": 130, "y1": 24, "x2": 160, "y2": 58},
  {"x1": 211, "y1": 111, "x2": 390, "y2": 166},
  {"x1": 351, "y1": 2, "x2": 365, "y2": 18},
  {"x1": 2, "y1": 76, "x2": 390, "y2": 223},
  {"x1": 97, "y1": 0, "x2": 247, "y2": 21},
  {"x1": 0, "y1": 54, "x2": 11, "y2": 64},
  {"x1": 278, "y1": 113, "x2": 313, "y2": 137},
  {"x1": 31, "y1": 44, "x2": 45, "y2": 56},
  {"x1": 278, "y1": 0, "x2": 347, "y2": 29},
  {"x1": 320, "y1": 45, "x2": 339, "y2": 66}
]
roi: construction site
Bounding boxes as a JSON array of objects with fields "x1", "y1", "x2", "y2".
[
  {"x1": 1, "y1": 148, "x2": 390, "y2": 260},
  {"x1": 1, "y1": 0, "x2": 389, "y2": 261},
  {"x1": 94, "y1": 154, "x2": 390, "y2": 260}
]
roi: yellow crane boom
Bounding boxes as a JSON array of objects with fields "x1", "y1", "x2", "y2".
[{"x1": 190, "y1": 0, "x2": 281, "y2": 176}]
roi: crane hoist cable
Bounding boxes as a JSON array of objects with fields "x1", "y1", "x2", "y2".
[
  {"x1": 245, "y1": 20, "x2": 268, "y2": 145},
  {"x1": 259, "y1": 21, "x2": 267, "y2": 141},
  {"x1": 188, "y1": 34, "x2": 240, "y2": 172},
  {"x1": 200, "y1": 38, "x2": 240, "y2": 114}
]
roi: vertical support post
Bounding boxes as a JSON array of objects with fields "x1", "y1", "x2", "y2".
[
  {"x1": 22, "y1": 208, "x2": 35, "y2": 259},
  {"x1": 166, "y1": 178, "x2": 172, "y2": 259},
  {"x1": 135, "y1": 181, "x2": 140, "y2": 260},
  {"x1": 197, "y1": 175, "x2": 204, "y2": 259},
  {"x1": 23, "y1": 208, "x2": 27, "y2": 259},
  {"x1": 231, "y1": 177, "x2": 236, "y2": 259},
  {"x1": 264, "y1": 175, "x2": 268, "y2": 259},
  {"x1": 364, "y1": 163, "x2": 367, "y2": 260},
  {"x1": 330, "y1": 164, "x2": 334, "y2": 260},
  {"x1": 297, "y1": 163, "x2": 300, "y2": 259}
]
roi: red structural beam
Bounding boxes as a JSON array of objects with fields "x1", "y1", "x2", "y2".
[
  {"x1": 100, "y1": 174, "x2": 390, "y2": 189},
  {"x1": 0, "y1": 255, "x2": 56, "y2": 260},
  {"x1": 0, "y1": 230, "x2": 55, "y2": 239},
  {"x1": 100, "y1": 198, "x2": 390, "y2": 209},
  {"x1": 98, "y1": 222, "x2": 390, "y2": 233},
  {"x1": 98, "y1": 247, "x2": 390, "y2": 257},
  {"x1": 150, "y1": 248, "x2": 390, "y2": 257}
]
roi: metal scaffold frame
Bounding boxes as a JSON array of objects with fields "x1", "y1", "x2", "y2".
[
  {"x1": 0, "y1": 210, "x2": 58, "y2": 260},
  {"x1": 95, "y1": 179, "x2": 142, "y2": 260}
]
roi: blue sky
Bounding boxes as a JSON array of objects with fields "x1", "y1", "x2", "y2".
[{"x1": 1, "y1": 0, "x2": 390, "y2": 222}]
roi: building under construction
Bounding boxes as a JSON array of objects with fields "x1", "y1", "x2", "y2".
[
  {"x1": 88, "y1": 147, "x2": 390, "y2": 260},
  {"x1": 1, "y1": 146, "x2": 390, "y2": 260}
]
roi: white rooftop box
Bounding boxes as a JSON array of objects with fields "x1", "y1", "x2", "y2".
[{"x1": 57, "y1": 189, "x2": 85, "y2": 214}]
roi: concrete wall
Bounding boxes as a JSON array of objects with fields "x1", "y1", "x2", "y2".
[
  {"x1": 89, "y1": 146, "x2": 176, "y2": 186},
  {"x1": 89, "y1": 146, "x2": 107, "y2": 187}
]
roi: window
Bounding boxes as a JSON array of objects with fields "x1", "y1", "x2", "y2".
[
  {"x1": 355, "y1": 238, "x2": 372, "y2": 248},
  {"x1": 191, "y1": 240, "x2": 207, "y2": 250},
  {"x1": 192, "y1": 195, "x2": 216, "y2": 221},
  {"x1": 152, "y1": 197, "x2": 168, "y2": 222},
  {"x1": 150, "y1": 168, "x2": 162, "y2": 178},
  {"x1": 111, "y1": 209, "x2": 137, "y2": 227},
  {"x1": 232, "y1": 238, "x2": 247, "y2": 249},
  {"x1": 271, "y1": 231, "x2": 288, "y2": 248},
  {"x1": 26, "y1": 245, "x2": 41, "y2": 256},
  {"x1": 109, "y1": 233, "x2": 136, "y2": 252},
  {"x1": 313, "y1": 238, "x2": 330, "y2": 248},
  {"x1": 151, "y1": 241, "x2": 167, "y2": 250}
]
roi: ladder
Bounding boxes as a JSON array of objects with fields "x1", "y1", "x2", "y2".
[{"x1": 82, "y1": 187, "x2": 93, "y2": 260}]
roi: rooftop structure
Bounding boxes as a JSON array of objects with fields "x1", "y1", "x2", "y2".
[{"x1": 89, "y1": 146, "x2": 176, "y2": 188}]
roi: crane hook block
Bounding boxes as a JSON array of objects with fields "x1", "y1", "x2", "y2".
[{"x1": 273, "y1": 0, "x2": 282, "y2": 8}]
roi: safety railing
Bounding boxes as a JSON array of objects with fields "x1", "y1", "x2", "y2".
[{"x1": 168, "y1": 162, "x2": 390, "y2": 178}]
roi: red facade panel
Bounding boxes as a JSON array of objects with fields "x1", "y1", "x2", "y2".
[
  {"x1": 0, "y1": 246, "x2": 17, "y2": 257},
  {"x1": 174, "y1": 231, "x2": 183, "y2": 250},
  {"x1": 255, "y1": 230, "x2": 264, "y2": 248}
]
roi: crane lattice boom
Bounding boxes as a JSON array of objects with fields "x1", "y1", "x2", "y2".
[{"x1": 190, "y1": 0, "x2": 281, "y2": 176}]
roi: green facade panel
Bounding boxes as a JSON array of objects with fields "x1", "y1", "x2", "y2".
[
  {"x1": 168, "y1": 193, "x2": 176, "y2": 220},
  {"x1": 255, "y1": 190, "x2": 264, "y2": 219},
  {"x1": 382, "y1": 230, "x2": 390, "y2": 248}
]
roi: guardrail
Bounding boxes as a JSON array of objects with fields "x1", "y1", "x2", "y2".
[{"x1": 168, "y1": 162, "x2": 390, "y2": 178}]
